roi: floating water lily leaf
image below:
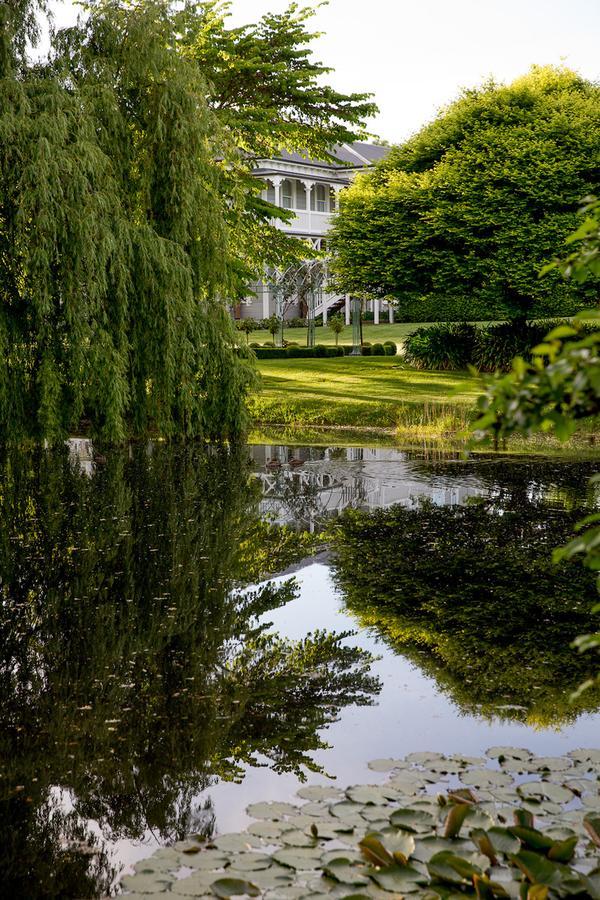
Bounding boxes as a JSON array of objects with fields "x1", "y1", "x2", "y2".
[
  {"x1": 486, "y1": 827, "x2": 521, "y2": 855},
  {"x1": 247, "y1": 802, "x2": 297, "y2": 821},
  {"x1": 186, "y1": 851, "x2": 231, "y2": 871},
  {"x1": 213, "y1": 834, "x2": 260, "y2": 853},
  {"x1": 368, "y1": 758, "x2": 402, "y2": 773},
  {"x1": 427, "y1": 850, "x2": 483, "y2": 884},
  {"x1": 460, "y1": 769, "x2": 513, "y2": 789},
  {"x1": 247, "y1": 821, "x2": 290, "y2": 840},
  {"x1": 406, "y1": 752, "x2": 447, "y2": 765},
  {"x1": 296, "y1": 785, "x2": 343, "y2": 801},
  {"x1": 346, "y1": 785, "x2": 388, "y2": 805},
  {"x1": 330, "y1": 801, "x2": 365, "y2": 820},
  {"x1": 533, "y1": 757, "x2": 572, "y2": 772},
  {"x1": 371, "y1": 863, "x2": 426, "y2": 892},
  {"x1": 281, "y1": 830, "x2": 317, "y2": 848},
  {"x1": 121, "y1": 874, "x2": 172, "y2": 893},
  {"x1": 272, "y1": 848, "x2": 322, "y2": 870},
  {"x1": 390, "y1": 808, "x2": 436, "y2": 833},
  {"x1": 210, "y1": 877, "x2": 260, "y2": 898},
  {"x1": 487, "y1": 747, "x2": 532, "y2": 761},
  {"x1": 171, "y1": 872, "x2": 217, "y2": 896},
  {"x1": 517, "y1": 782, "x2": 573, "y2": 805},
  {"x1": 361, "y1": 804, "x2": 394, "y2": 823},
  {"x1": 412, "y1": 836, "x2": 471, "y2": 863},
  {"x1": 322, "y1": 858, "x2": 370, "y2": 886},
  {"x1": 569, "y1": 749, "x2": 600, "y2": 765},
  {"x1": 225, "y1": 866, "x2": 292, "y2": 891}
]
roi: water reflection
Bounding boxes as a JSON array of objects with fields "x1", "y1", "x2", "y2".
[
  {"x1": 331, "y1": 488, "x2": 600, "y2": 729},
  {"x1": 0, "y1": 446, "x2": 379, "y2": 898}
]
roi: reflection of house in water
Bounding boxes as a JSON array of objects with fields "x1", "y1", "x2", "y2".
[{"x1": 251, "y1": 445, "x2": 485, "y2": 530}]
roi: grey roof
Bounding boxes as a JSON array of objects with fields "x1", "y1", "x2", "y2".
[{"x1": 273, "y1": 142, "x2": 390, "y2": 170}]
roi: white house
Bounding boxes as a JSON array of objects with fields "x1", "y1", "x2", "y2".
[{"x1": 236, "y1": 142, "x2": 394, "y2": 325}]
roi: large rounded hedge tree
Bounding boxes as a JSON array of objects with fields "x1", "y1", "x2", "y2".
[{"x1": 331, "y1": 67, "x2": 600, "y2": 322}]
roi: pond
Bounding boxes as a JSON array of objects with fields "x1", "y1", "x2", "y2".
[{"x1": 0, "y1": 442, "x2": 598, "y2": 897}]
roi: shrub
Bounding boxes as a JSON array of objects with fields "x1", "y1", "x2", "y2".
[
  {"x1": 249, "y1": 342, "x2": 260, "y2": 349},
  {"x1": 314, "y1": 344, "x2": 328, "y2": 358},
  {"x1": 383, "y1": 341, "x2": 397, "y2": 356},
  {"x1": 253, "y1": 347, "x2": 287, "y2": 359},
  {"x1": 372, "y1": 342, "x2": 385, "y2": 356},
  {"x1": 288, "y1": 317, "x2": 306, "y2": 328},
  {"x1": 473, "y1": 320, "x2": 554, "y2": 372},
  {"x1": 403, "y1": 322, "x2": 476, "y2": 370},
  {"x1": 361, "y1": 343, "x2": 372, "y2": 356},
  {"x1": 325, "y1": 346, "x2": 344, "y2": 358},
  {"x1": 361, "y1": 310, "x2": 374, "y2": 322},
  {"x1": 286, "y1": 347, "x2": 316, "y2": 358},
  {"x1": 285, "y1": 341, "x2": 300, "y2": 348}
]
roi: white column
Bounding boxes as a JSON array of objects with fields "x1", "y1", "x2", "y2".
[
  {"x1": 323, "y1": 302, "x2": 328, "y2": 326},
  {"x1": 389, "y1": 302, "x2": 394, "y2": 324},
  {"x1": 271, "y1": 176, "x2": 283, "y2": 209},
  {"x1": 302, "y1": 180, "x2": 314, "y2": 234},
  {"x1": 262, "y1": 281, "x2": 269, "y2": 319},
  {"x1": 345, "y1": 294, "x2": 351, "y2": 325},
  {"x1": 374, "y1": 298, "x2": 380, "y2": 325}
]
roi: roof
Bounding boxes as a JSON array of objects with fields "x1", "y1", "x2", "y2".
[{"x1": 268, "y1": 141, "x2": 390, "y2": 171}]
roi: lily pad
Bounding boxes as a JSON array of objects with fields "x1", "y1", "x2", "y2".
[
  {"x1": 346, "y1": 785, "x2": 389, "y2": 806},
  {"x1": 368, "y1": 758, "x2": 403, "y2": 773},
  {"x1": 390, "y1": 807, "x2": 436, "y2": 833},
  {"x1": 322, "y1": 858, "x2": 370, "y2": 886},
  {"x1": 272, "y1": 848, "x2": 322, "y2": 870},
  {"x1": 517, "y1": 782, "x2": 574, "y2": 805},
  {"x1": 210, "y1": 877, "x2": 260, "y2": 898},
  {"x1": 247, "y1": 801, "x2": 298, "y2": 821},
  {"x1": 371, "y1": 863, "x2": 426, "y2": 892},
  {"x1": 460, "y1": 769, "x2": 513, "y2": 789},
  {"x1": 213, "y1": 834, "x2": 261, "y2": 853},
  {"x1": 281, "y1": 830, "x2": 318, "y2": 848},
  {"x1": 121, "y1": 873, "x2": 173, "y2": 894},
  {"x1": 296, "y1": 785, "x2": 343, "y2": 801}
]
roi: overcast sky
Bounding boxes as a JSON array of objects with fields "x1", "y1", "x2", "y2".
[{"x1": 50, "y1": 0, "x2": 600, "y2": 143}]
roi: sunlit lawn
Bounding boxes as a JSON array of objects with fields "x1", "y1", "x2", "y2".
[
  {"x1": 250, "y1": 356, "x2": 481, "y2": 429},
  {"x1": 249, "y1": 322, "x2": 428, "y2": 348}
]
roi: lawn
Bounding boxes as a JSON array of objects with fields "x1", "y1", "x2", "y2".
[
  {"x1": 248, "y1": 322, "x2": 427, "y2": 348},
  {"x1": 249, "y1": 356, "x2": 481, "y2": 431}
]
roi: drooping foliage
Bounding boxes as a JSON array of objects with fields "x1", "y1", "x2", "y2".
[
  {"x1": 331, "y1": 66, "x2": 600, "y2": 321},
  {"x1": 0, "y1": 443, "x2": 379, "y2": 895},
  {"x1": 0, "y1": 0, "x2": 375, "y2": 444}
]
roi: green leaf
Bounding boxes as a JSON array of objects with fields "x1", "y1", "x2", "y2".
[
  {"x1": 390, "y1": 808, "x2": 436, "y2": 833},
  {"x1": 444, "y1": 803, "x2": 471, "y2": 839},
  {"x1": 210, "y1": 877, "x2": 261, "y2": 898},
  {"x1": 427, "y1": 850, "x2": 483, "y2": 884}
]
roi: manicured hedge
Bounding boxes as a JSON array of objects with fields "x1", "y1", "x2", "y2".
[
  {"x1": 393, "y1": 294, "x2": 588, "y2": 323},
  {"x1": 253, "y1": 346, "x2": 345, "y2": 360}
]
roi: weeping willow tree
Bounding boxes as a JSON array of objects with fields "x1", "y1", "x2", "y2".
[{"x1": 0, "y1": 0, "x2": 258, "y2": 444}]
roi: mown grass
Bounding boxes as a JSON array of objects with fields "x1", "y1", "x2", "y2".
[
  {"x1": 249, "y1": 322, "x2": 428, "y2": 348},
  {"x1": 250, "y1": 356, "x2": 480, "y2": 431}
]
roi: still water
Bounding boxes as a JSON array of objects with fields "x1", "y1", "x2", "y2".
[{"x1": 0, "y1": 443, "x2": 598, "y2": 897}]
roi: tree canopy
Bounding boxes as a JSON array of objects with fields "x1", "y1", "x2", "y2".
[
  {"x1": 0, "y1": 0, "x2": 375, "y2": 444},
  {"x1": 331, "y1": 66, "x2": 600, "y2": 322}
]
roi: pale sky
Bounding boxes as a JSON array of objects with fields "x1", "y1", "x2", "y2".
[{"x1": 49, "y1": 0, "x2": 600, "y2": 143}]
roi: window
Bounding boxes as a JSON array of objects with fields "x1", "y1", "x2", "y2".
[
  {"x1": 312, "y1": 183, "x2": 327, "y2": 212},
  {"x1": 296, "y1": 181, "x2": 307, "y2": 210},
  {"x1": 281, "y1": 179, "x2": 293, "y2": 209},
  {"x1": 265, "y1": 181, "x2": 276, "y2": 204}
]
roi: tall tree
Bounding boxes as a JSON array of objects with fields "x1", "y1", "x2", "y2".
[
  {"x1": 331, "y1": 67, "x2": 600, "y2": 322},
  {"x1": 0, "y1": 0, "x2": 375, "y2": 444}
]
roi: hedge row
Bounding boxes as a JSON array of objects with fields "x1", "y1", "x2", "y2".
[
  {"x1": 403, "y1": 320, "x2": 593, "y2": 372},
  {"x1": 393, "y1": 294, "x2": 589, "y2": 323},
  {"x1": 251, "y1": 342, "x2": 397, "y2": 360}
]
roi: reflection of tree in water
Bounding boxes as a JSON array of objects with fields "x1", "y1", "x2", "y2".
[
  {"x1": 331, "y1": 485, "x2": 600, "y2": 729},
  {"x1": 0, "y1": 447, "x2": 380, "y2": 898}
]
